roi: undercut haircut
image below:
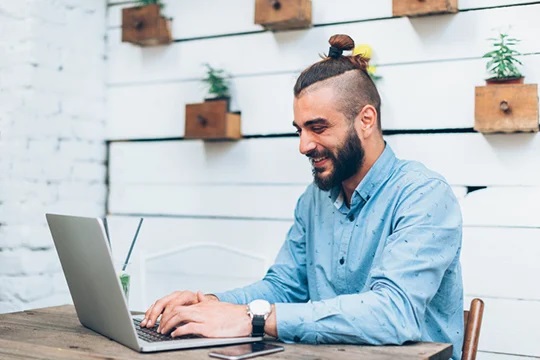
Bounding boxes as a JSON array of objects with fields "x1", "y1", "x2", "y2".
[{"x1": 294, "y1": 34, "x2": 382, "y2": 128}]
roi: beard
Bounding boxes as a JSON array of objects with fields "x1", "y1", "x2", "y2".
[{"x1": 308, "y1": 127, "x2": 365, "y2": 191}]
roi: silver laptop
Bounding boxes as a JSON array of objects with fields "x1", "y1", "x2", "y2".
[{"x1": 46, "y1": 213, "x2": 261, "y2": 352}]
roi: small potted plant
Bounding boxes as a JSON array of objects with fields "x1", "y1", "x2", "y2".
[
  {"x1": 202, "y1": 63, "x2": 232, "y2": 109},
  {"x1": 184, "y1": 65, "x2": 241, "y2": 140},
  {"x1": 121, "y1": 0, "x2": 172, "y2": 46},
  {"x1": 474, "y1": 33, "x2": 538, "y2": 133},
  {"x1": 483, "y1": 33, "x2": 524, "y2": 85}
]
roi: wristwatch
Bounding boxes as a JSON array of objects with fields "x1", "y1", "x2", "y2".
[{"x1": 247, "y1": 299, "x2": 272, "y2": 337}]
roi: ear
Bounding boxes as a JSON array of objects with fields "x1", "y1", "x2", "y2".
[{"x1": 355, "y1": 105, "x2": 378, "y2": 138}]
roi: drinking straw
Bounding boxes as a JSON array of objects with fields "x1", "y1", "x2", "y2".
[
  {"x1": 122, "y1": 218, "x2": 144, "y2": 272},
  {"x1": 103, "y1": 217, "x2": 111, "y2": 249}
]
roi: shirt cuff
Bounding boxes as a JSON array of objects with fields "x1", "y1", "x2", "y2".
[{"x1": 275, "y1": 303, "x2": 317, "y2": 344}]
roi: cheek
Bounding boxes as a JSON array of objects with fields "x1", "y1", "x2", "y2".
[
  {"x1": 319, "y1": 145, "x2": 335, "y2": 159},
  {"x1": 326, "y1": 144, "x2": 340, "y2": 159}
]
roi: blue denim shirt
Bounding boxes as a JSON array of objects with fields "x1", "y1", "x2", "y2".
[{"x1": 216, "y1": 145, "x2": 463, "y2": 360}]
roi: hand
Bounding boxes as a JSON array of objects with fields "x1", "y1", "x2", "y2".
[
  {"x1": 158, "y1": 296, "x2": 252, "y2": 338},
  {"x1": 141, "y1": 290, "x2": 215, "y2": 329}
]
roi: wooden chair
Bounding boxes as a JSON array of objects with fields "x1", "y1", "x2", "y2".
[{"x1": 462, "y1": 298, "x2": 484, "y2": 360}]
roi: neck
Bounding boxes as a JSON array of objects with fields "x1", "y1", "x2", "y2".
[{"x1": 341, "y1": 138, "x2": 385, "y2": 206}]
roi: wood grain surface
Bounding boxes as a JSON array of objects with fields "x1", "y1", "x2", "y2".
[{"x1": 0, "y1": 305, "x2": 452, "y2": 360}]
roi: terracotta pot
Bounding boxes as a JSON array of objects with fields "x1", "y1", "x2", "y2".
[{"x1": 485, "y1": 76, "x2": 525, "y2": 85}]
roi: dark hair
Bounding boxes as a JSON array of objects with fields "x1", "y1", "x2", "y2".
[{"x1": 294, "y1": 34, "x2": 381, "y2": 128}]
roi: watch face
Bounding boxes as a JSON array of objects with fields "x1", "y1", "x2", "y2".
[{"x1": 249, "y1": 299, "x2": 271, "y2": 316}]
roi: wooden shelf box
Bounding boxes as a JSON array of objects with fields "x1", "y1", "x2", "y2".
[
  {"x1": 254, "y1": 0, "x2": 312, "y2": 31},
  {"x1": 392, "y1": 0, "x2": 458, "y2": 17},
  {"x1": 474, "y1": 84, "x2": 539, "y2": 133},
  {"x1": 185, "y1": 99, "x2": 242, "y2": 140},
  {"x1": 122, "y1": 4, "x2": 172, "y2": 46}
]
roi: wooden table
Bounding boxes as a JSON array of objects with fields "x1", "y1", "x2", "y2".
[{"x1": 0, "y1": 305, "x2": 452, "y2": 359}]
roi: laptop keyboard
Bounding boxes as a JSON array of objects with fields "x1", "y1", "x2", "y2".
[{"x1": 133, "y1": 318, "x2": 199, "y2": 342}]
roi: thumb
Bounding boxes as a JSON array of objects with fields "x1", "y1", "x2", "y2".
[{"x1": 197, "y1": 291, "x2": 207, "y2": 303}]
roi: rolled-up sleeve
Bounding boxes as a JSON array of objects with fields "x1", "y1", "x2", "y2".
[{"x1": 215, "y1": 194, "x2": 310, "y2": 305}]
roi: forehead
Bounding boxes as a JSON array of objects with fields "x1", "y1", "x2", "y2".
[{"x1": 293, "y1": 85, "x2": 342, "y2": 125}]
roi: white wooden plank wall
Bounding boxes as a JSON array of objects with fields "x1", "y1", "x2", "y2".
[
  {"x1": 106, "y1": 1, "x2": 540, "y2": 358},
  {"x1": 107, "y1": 3, "x2": 540, "y2": 138},
  {"x1": 106, "y1": 216, "x2": 290, "y2": 312}
]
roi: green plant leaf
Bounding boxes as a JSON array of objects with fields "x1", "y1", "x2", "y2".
[
  {"x1": 482, "y1": 32, "x2": 523, "y2": 79},
  {"x1": 202, "y1": 63, "x2": 231, "y2": 98}
]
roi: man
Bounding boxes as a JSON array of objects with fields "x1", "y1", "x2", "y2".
[{"x1": 141, "y1": 34, "x2": 463, "y2": 360}]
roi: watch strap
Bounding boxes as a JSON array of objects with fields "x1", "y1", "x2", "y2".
[{"x1": 251, "y1": 314, "x2": 265, "y2": 337}]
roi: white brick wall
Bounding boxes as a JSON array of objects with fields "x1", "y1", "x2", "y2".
[{"x1": 0, "y1": 0, "x2": 107, "y2": 313}]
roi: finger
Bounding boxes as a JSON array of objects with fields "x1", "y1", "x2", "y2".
[
  {"x1": 145, "y1": 294, "x2": 176, "y2": 328},
  {"x1": 159, "y1": 292, "x2": 198, "y2": 331},
  {"x1": 145, "y1": 302, "x2": 165, "y2": 328},
  {"x1": 197, "y1": 291, "x2": 206, "y2": 303},
  {"x1": 145, "y1": 290, "x2": 199, "y2": 329},
  {"x1": 158, "y1": 303, "x2": 184, "y2": 333},
  {"x1": 160, "y1": 308, "x2": 200, "y2": 334},
  {"x1": 171, "y1": 322, "x2": 206, "y2": 338},
  {"x1": 141, "y1": 302, "x2": 157, "y2": 326},
  {"x1": 140, "y1": 318, "x2": 147, "y2": 327},
  {"x1": 161, "y1": 298, "x2": 187, "y2": 324},
  {"x1": 141, "y1": 302, "x2": 158, "y2": 327}
]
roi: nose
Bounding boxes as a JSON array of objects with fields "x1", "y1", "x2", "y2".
[{"x1": 299, "y1": 131, "x2": 316, "y2": 155}]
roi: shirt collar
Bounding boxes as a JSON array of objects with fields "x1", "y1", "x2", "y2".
[
  {"x1": 356, "y1": 143, "x2": 397, "y2": 202},
  {"x1": 330, "y1": 143, "x2": 397, "y2": 206}
]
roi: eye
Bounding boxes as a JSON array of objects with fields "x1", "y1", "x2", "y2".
[
  {"x1": 294, "y1": 128, "x2": 301, "y2": 135},
  {"x1": 311, "y1": 126, "x2": 326, "y2": 133}
]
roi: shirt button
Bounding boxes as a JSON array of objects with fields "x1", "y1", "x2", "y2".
[
  {"x1": 339, "y1": 257, "x2": 345, "y2": 265},
  {"x1": 347, "y1": 214, "x2": 355, "y2": 221}
]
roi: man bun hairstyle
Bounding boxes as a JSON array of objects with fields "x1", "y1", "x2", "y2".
[
  {"x1": 294, "y1": 34, "x2": 381, "y2": 128},
  {"x1": 327, "y1": 34, "x2": 354, "y2": 58}
]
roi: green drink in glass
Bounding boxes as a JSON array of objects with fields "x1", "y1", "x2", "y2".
[
  {"x1": 118, "y1": 271, "x2": 130, "y2": 300},
  {"x1": 114, "y1": 217, "x2": 143, "y2": 303}
]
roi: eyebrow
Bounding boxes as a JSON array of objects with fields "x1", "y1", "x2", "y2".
[{"x1": 292, "y1": 118, "x2": 329, "y2": 128}]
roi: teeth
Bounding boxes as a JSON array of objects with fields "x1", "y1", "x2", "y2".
[{"x1": 312, "y1": 157, "x2": 327, "y2": 162}]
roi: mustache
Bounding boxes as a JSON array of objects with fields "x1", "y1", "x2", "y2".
[{"x1": 305, "y1": 149, "x2": 332, "y2": 160}]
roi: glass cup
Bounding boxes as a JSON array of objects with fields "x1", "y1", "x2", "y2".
[
  {"x1": 115, "y1": 261, "x2": 131, "y2": 301},
  {"x1": 119, "y1": 271, "x2": 130, "y2": 300}
]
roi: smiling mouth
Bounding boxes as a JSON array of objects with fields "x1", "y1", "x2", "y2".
[{"x1": 311, "y1": 156, "x2": 329, "y2": 167}]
